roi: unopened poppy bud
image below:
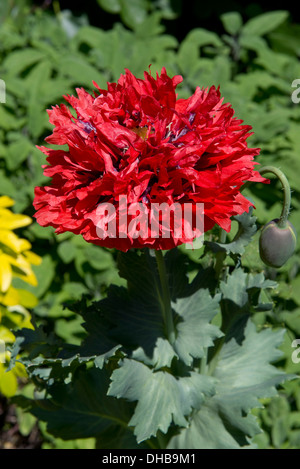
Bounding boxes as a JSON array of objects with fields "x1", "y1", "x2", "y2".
[{"x1": 259, "y1": 219, "x2": 297, "y2": 268}]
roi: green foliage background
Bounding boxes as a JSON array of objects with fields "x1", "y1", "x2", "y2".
[{"x1": 0, "y1": 0, "x2": 300, "y2": 449}]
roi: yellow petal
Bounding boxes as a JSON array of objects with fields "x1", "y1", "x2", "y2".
[
  {"x1": 0, "y1": 229, "x2": 31, "y2": 253},
  {"x1": 6, "y1": 306, "x2": 34, "y2": 330},
  {"x1": 6, "y1": 253, "x2": 32, "y2": 275},
  {"x1": 1, "y1": 286, "x2": 20, "y2": 306},
  {"x1": 16, "y1": 289, "x2": 38, "y2": 308},
  {"x1": 13, "y1": 361, "x2": 27, "y2": 378},
  {"x1": 0, "y1": 209, "x2": 32, "y2": 230},
  {"x1": 8, "y1": 254, "x2": 38, "y2": 286},
  {"x1": 0, "y1": 196, "x2": 15, "y2": 208},
  {"x1": 17, "y1": 270, "x2": 38, "y2": 287},
  {"x1": 23, "y1": 250, "x2": 42, "y2": 265},
  {"x1": 0, "y1": 366, "x2": 18, "y2": 397},
  {"x1": 16, "y1": 238, "x2": 32, "y2": 252},
  {"x1": 0, "y1": 254, "x2": 12, "y2": 292},
  {"x1": 0, "y1": 326, "x2": 15, "y2": 343}
]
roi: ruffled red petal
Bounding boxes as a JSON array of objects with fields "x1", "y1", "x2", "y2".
[{"x1": 33, "y1": 68, "x2": 267, "y2": 251}]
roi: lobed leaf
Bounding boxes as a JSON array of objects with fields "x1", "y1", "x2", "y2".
[
  {"x1": 168, "y1": 319, "x2": 293, "y2": 449},
  {"x1": 108, "y1": 358, "x2": 216, "y2": 443}
]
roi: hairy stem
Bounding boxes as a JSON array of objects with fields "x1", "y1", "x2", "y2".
[
  {"x1": 199, "y1": 347, "x2": 208, "y2": 375},
  {"x1": 242, "y1": 165, "x2": 291, "y2": 228},
  {"x1": 214, "y1": 227, "x2": 227, "y2": 279},
  {"x1": 155, "y1": 250, "x2": 176, "y2": 345},
  {"x1": 258, "y1": 166, "x2": 291, "y2": 228}
]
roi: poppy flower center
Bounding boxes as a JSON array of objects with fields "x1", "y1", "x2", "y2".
[{"x1": 132, "y1": 126, "x2": 148, "y2": 140}]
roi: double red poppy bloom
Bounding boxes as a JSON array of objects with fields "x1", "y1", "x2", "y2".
[{"x1": 33, "y1": 68, "x2": 266, "y2": 251}]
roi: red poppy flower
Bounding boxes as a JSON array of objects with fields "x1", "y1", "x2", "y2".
[{"x1": 33, "y1": 67, "x2": 266, "y2": 251}]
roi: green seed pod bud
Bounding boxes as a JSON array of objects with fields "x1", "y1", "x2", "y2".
[{"x1": 259, "y1": 219, "x2": 297, "y2": 268}]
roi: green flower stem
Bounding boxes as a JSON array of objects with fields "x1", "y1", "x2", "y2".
[
  {"x1": 214, "y1": 227, "x2": 227, "y2": 279},
  {"x1": 242, "y1": 165, "x2": 291, "y2": 229},
  {"x1": 155, "y1": 250, "x2": 176, "y2": 345},
  {"x1": 199, "y1": 347, "x2": 208, "y2": 375},
  {"x1": 258, "y1": 166, "x2": 291, "y2": 228}
]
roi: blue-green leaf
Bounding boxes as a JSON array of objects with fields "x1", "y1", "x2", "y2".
[
  {"x1": 108, "y1": 358, "x2": 216, "y2": 443},
  {"x1": 23, "y1": 366, "x2": 143, "y2": 448},
  {"x1": 168, "y1": 320, "x2": 293, "y2": 449},
  {"x1": 172, "y1": 289, "x2": 223, "y2": 366},
  {"x1": 205, "y1": 207, "x2": 257, "y2": 256}
]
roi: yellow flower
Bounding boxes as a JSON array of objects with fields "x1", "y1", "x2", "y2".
[
  {"x1": 0, "y1": 196, "x2": 41, "y2": 293},
  {"x1": 0, "y1": 196, "x2": 41, "y2": 397}
]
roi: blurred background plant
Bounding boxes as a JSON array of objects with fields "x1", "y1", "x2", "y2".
[
  {"x1": 0, "y1": 195, "x2": 42, "y2": 448},
  {"x1": 0, "y1": 0, "x2": 299, "y2": 449},
  {"x1": 0, "y1": 194, "x2": 41, "y2": 396}
]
